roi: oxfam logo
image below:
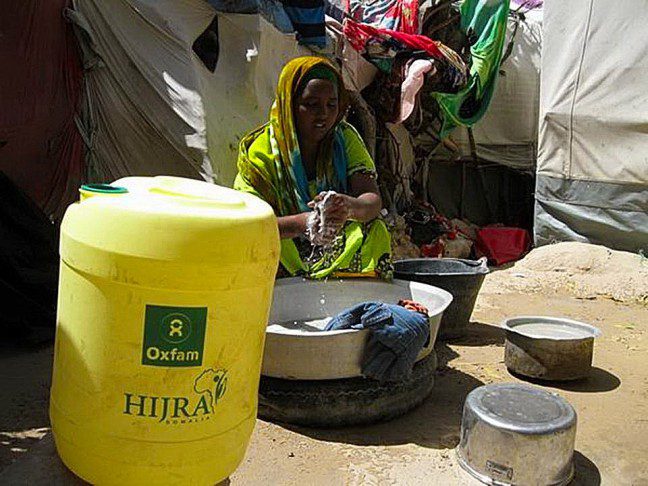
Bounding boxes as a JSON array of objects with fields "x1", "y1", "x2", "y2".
[
  {"x1": 142, "y1": 305, "x2": 207, "y2": 367},
  {"x1": 160, "y1": 313, "x2": 192, "y2": 344}
]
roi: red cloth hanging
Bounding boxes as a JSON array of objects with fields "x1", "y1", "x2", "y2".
[
  {"x1": 343, "y1": 18, "x2": 446, "y2": 59},
  {"x1": 346, "y1": 0, "x2": 420, "y2": 35}
]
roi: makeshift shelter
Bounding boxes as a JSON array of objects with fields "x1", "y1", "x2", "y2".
[
  {"x1": 68, "y1": 0, "x2": 310, "y2": 194},
  {"x1": 450, "y1": 6, "x2": 542, "y2": 171},
  {"x1": 0, "y1": 1, "x2": 529, "y2": 339},
  {"x1": 9, "y1": 0, "x2": 645, "y2": 337},
  {"x1": 534, "y1": 0, "x2": 648, "y2": 253},
  {"x1": 2, "y1": 0, "x2": 527, "y2": 222},
  {"x1": 0, "y1": 1, "x2": 317, "y2": 340}
]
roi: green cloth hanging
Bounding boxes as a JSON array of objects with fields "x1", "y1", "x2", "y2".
[{"x1": 433, "y1": 0, "x2": 510, "y2": 138}]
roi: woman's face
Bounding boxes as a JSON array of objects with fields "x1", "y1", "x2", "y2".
[{"x1": 294, "y1": 79, "x2": 339, "y2": 146}]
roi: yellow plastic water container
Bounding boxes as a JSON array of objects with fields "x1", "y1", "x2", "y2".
[{"x1": 50, "y1": 176, "x2": 280, "y2": 485}]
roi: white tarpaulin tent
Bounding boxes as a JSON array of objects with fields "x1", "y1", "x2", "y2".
[
  {"x1": 69, "y1": 0, "x2": 308, "y2": 187},
  {"x1": 535, "y1": 0, "x2": 648, "y2": 252}
]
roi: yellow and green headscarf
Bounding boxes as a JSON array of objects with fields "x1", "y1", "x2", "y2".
[{"x1": 235, "y1": 56, "x2": 350, "y2": 216}]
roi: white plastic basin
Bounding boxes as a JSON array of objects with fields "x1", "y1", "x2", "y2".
[{"x1": 262, "y1": 278, "x2": 453, "y2": 380}]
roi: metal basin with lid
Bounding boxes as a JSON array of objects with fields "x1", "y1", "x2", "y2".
[
  {"x1": 457, "y1": 383, "x2": 577, "y2": 486},
  {"x1": 503, "y1": 316, "x2": 602, "y2": 381}
]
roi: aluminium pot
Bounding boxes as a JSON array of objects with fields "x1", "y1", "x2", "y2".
[
  {"x1": 457, "y1": 383, "x2": 577, "y2": 486},
  {"x1": 502, "y1": 316, "x2": 602, "y2": 381}
]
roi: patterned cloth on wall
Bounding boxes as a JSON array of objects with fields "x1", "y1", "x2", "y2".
[
  {"x1": 343, "y1": 18, "x2": 466, "y2": 81},
  {"x1": 348, "y1": 0, "x2": 420, "y2": 34}
]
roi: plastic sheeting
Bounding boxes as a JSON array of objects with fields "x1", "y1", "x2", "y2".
[
  {"x1": 0, "y1": 0, "x2": 84, "y2": 221},
  {"x1": 450, "y1": 7, "x2": 542, "y2": 170},
  {"x1": 211, "y1": 14, "x2": 311, "y2": 183},
  {"x1": 70, "y1": 1, "x2": 310, "y2": 188},
  {"x1": 535, "y1": 0, "x2": 648, "y2": 252},
  {"x1": 70, "y1": 0, "x2": 217, "y2": 184}
]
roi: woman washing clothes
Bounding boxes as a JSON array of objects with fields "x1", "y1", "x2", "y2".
[{"x1": 235, "y1": 56, "x2": 392, "y2": 279}]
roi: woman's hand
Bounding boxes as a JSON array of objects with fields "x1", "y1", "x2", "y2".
[
  {"x1": 308, "y1": 181, "x2": 382, "y2": 227},
  {"x1": 308, "y1": 192, "x2": 352, "y2": 231},
  {"x1": 278, "y1": 172, "x2": 383, "y2": 242}
]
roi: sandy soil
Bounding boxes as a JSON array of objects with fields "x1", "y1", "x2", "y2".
[
  {"x1": 485, "y1": 242, "x2": 648, "y2": 306},
  {"x1": 1, "y1": 244, "x2": 647, "y2": 485}
]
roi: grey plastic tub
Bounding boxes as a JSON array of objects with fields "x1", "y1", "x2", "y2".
[{"x1": 394, "y1": 258, "x2": 489, "y2": 339}]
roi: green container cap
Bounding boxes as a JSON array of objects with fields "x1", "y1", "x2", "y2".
[{"x1": 80, "y1": 184, "x2": 128, "y2": 194}]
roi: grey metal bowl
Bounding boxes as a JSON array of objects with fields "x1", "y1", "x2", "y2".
[
  {"x1": 503, "y1": 316, "x2": 602, "y2": 381},
  {"x1": 457, "y1": 383, "x2": 577, "y2": 486}
]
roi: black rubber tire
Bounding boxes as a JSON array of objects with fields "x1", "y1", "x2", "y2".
[{"x1": 258, "y1": 350, "x2": 437, "y2": 427}]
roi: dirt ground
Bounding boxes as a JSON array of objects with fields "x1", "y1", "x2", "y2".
[{"x1": 1, "y1": 243, "x2": 647, "y2": 485}]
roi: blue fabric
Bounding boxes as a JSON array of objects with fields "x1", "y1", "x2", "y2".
[
  {"x1": 292, "y1": 126, "x2": 349, "y2": 207},
  {"x1": 282, "y1": 5, "x2": 325, "y2": 24},
  {"x1": 332, "y1": 129, "x2": 349, "y2": 194},
  {"x1": 325, "y1": 302, "x2": 430, "y2": 382},
  {"x1": 291, "y1": 153, "x2": 312, "y2": 208},
  {"x1": 206, "y1": 0, "x2": 259, "y2": 13},
  {"x1": 259, "y1": 0, "x2": 294, "y2": 33},
  {"x1": 282, "y1": 0, "x2": 327, "y2": 47}
]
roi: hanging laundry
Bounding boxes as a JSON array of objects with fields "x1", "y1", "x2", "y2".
[
  {"x1": 206, "y1": 0, "x2": 259, "y2": 13},
  {"x1": 282, "y1": 0, "x2": 327, "y2": 47},
  {"x1": 363, "y1": 53, "x2": 410, "y2": 121},
  {"x1": 347, "y1": 0, "x2": 420, "y2": 35},
  {"x1": 259, "y1": 0, "x2": 295, "y2": 34},
  {"x1": 432, "y1": 0, "x2": 510, "y2": 138},
  {"x1": 343, "y1": 18, "x2": 466, "y2": 86},
  {"x1": 398, "y1": 58, "x2": 435, "y2": 123},
  {"x1": 326, "y1": 16, "x2": 379, "y2": 91}
]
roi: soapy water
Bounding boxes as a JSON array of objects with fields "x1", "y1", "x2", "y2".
[
  {"x1": 510, "y1": 322, "x2": 597, "y2": 340},
  {"x1": 267, "y1": 317, "x2": 332, "y2": 333},
  {"x1": 268, "y1": 295, "x2": 329, "y2": 333},
  {"x1": 306, "y1": 190, "x2": 341, "y2": 248}
]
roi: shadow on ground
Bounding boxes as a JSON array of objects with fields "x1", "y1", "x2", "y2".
[
  {"x1": 0, "y1": 343, "x2": 54, "y2": 472},
  {"x1": 550, "y1": 367, "x2": 621, "y2": 393},
  {"x1": 0, "y1": 434, "x2": 86, "y2": 485},
  {"x1": 445, "y1": 321, "x2": 506, "y2": 347},
  {"x1": 572, "y1": 450, "x2": 602, "y2": 485},
  {"x1": 284, "y1": 343, "x2": 484, "y2": 449},
  {"x1": 508, "y1": 366, "x2": 621, "y2": 393}
]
